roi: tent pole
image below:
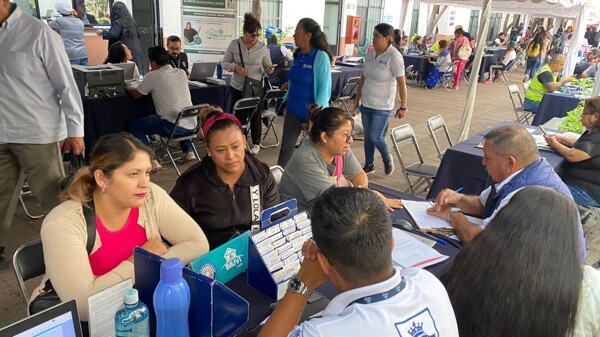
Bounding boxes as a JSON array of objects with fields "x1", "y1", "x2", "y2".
[
  {"x1": 457, "y1": 0, "x2": 492, "y2": 142},
  {"x1": 564, "y1": 6, "x2": 588, "y2": 77}
]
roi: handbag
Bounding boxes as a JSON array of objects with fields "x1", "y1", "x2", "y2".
[
  {"x1": 29, "y1": 204, "x2": 97, "y2": 315},
  {"x1": 58, "y1": 153, "x2": 86, "y2": 192},
  {"x1": 237, "y1": 41, "x2": 264, "y2": 98},
  {"x1": 457, "y1": 44, "x2": 472, "y2": 60},
  {"x1": 330, "y1": 155, "x2": 352, "y2": 187}
]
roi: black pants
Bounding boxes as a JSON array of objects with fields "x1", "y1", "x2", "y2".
[
  {"x1": 277, "y1": 111, "x2": 307, "y2": 168},
  {"x1": 231, "y1": 87, "x2": 262, "y2": 145}
]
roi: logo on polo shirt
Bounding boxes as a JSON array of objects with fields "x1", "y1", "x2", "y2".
[
  {"x1": 302, "y1": 64, "x2": 313, "y2": 69},
  {"x1": 395, "y1": 308, "x2": 439, "y2": 337}
]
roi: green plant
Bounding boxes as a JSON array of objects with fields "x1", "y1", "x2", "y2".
[{"x1": 558, "y1": 100, "x2": 585, "y2": 134}]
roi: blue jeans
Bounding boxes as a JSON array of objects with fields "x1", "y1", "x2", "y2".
[
  {"x1": 360, "y1": 106, "x2": 392, "y2": 165},
  {"x1": 568, "y1": 184, "x2": 600, "y2": 207},
  {"x1": 523, "y1": 98, "x2": 540, "y2": 113},
  {"x1": 525, "y1": 56, "x2": 540, "y2": 79},
  {"x1": 70, "y1": 58, "x2": 88, "y2": 65},
  {"x1": 130, "y1": 115, "x2": 193, "y2": 153}
]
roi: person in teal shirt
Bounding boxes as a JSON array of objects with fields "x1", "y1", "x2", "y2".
[{"x1": 277, "y1": 18, "x2": 332, "y2": 167}]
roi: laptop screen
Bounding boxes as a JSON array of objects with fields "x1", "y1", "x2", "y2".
[{"x1": 0, "y1": 300, "x2": 83, "y2": 337}]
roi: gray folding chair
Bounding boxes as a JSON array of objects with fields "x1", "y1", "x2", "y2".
[
  {"x1": 259, "y1": 89, "x2": 286, "y2": 149},
  {"x1": 507, "y1": 84, "x2": 533, "y2": 124},
  {"x1": 158, "y1": 103, "x2": 208, "y2": 175},
  {"x1": 19, "y1": 184, "x2": 44, "y2": 219},
  {"x1": 13, "y1": 240, "x2": 45, "y2": 302},
  {"x1": 232, "y1": 96, "x2": 262, "y2": 148},
  {"x1": 427, "y1": 115, "x2": 454, "y2": 160},
  {"x1": 439, "y1": 61, "x2": 459, "y2": 91},
  {"x1": 390, "y1": 124, "x2": 439, "y2": 195},
  {"x1": 405, "y1": 64, "x2": 418, "y2": 81},
  {"x1": 330, "y1": 76, "x2": 361, "y2": 114},
  {"x1": 269, "y1": 165, "x2": 284, "y2": 185}
]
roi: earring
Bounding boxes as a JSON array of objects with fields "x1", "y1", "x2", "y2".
[{"x1": 102, "y1": 187, "x2": 106, "y2": 193}]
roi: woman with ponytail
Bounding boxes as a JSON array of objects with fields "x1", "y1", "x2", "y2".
[
  {"x1": 33, "y1": 133, "x2": 208, "y2": 322},
  {"x1": 279, "y1": 105, "x2": 402, "y2": 212}
]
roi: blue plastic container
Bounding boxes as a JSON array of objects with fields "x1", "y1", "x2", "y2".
[
  {"x1": 153, "y1": 258, "x2": 191, "y2": 337},
  {"x1": 115, "y1": 289, "x2": 150, "y2": 337},
  {"x1": 217, "y1": 60, "x2": 223, "y2": 79}
]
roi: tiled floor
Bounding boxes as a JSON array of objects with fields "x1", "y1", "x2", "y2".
[{"x1": 1, "y1": 68, "x2": 598, "y2": 327}]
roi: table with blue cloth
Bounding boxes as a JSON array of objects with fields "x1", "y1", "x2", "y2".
[
  {"x1": 485, "y1": 47, "x2": 507, "y2": 63},
  {"x1": 426, "y1": 122, "x2": 566, "y2": 200},
  {"x1": 403, "y1": 54, "x2": 428, "y2": 81},
  {"x1": 230, "y1": 183, "x2": 461, "y2": 336},
  {"x1": 477, "y1": 54, "x2": 495, "y2": 82},
  {"x1": 531, "y1": 92, "x2": 581, "y2": 126},
  {"x1": 83, "y1": 83, "x2": 230, "y2": 158}
]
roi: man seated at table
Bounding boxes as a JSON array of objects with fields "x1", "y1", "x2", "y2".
[
  {"x1": 427, "y1": 125, "x2": 586, "y2": 261},
  {"x1": 523, "y1": 54, "x2": 573, "y2": 113},
  {"x1": 573, "y1": 48, "x2": 599, "y2": 78},
  {"x1": 258, "y1": 187, "x2": 459, "y2": 337},
  {"x1": 484, "y1": 41, "x2": 517, "y2": 83},
  {"x1": 166, "y1": 35, "x2": 189, "y2": 76},
  {"x1": 126, "y1": 46, "x2": 197, "y2": 170},
  {"x1": 493, "y1": 32, "x2": 508, "y2": 47}
]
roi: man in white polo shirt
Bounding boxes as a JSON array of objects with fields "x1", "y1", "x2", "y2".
[
  {"x1": 126, "y1": 46, "x2": 196, "y2": 170},
  {"x1": 258, "y1": 187, "x2": 458, "y2": 337}
]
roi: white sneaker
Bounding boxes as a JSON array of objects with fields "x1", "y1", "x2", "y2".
[
  {"x1": 250, "y1": 145, "x2": 261, "y2": 155},
  {"x1": 184, "y1": 151, "x2": 197, "y2": 163},
  {"x1": 151, "y1": 160, "x2": 162, "y2": 172}
]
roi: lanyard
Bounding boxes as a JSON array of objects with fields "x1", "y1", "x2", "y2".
[{"x1": 347, "y1": 277, "x2": 406, "y2": 306}]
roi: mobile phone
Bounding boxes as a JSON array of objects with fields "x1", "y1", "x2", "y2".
[{"x1": 539, "y1": 126, "x2": 548, "y2": 136}]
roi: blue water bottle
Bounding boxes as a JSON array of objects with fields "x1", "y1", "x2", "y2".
[
  {"x1": 153, "y1": 258, "x2": 191, "y2": 337},
  {"x1": 216, "y1": 59, "x2": 223, "y2": 79},
  {"x1": 115, "y1": 289, "x2": 150, "y2": 337}
]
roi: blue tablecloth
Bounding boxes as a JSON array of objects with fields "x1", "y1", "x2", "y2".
[
  {"x1": 427, "y1": 122, "x2": 566, "y2": 199},
  {"x1": 478, "y1": 55, "x2": 495, "y2": 82},
  {"x1": 531, "y1": 92, "x2": 581, "y2": 126},
  {"x1": 403, "y1": 54, "x2": 428, "y2": 81},
  {"x1": 83, "y1": 83, "x2": 230, "y2": 158}
]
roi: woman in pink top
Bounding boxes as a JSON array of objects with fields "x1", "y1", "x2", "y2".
[
  {"x1": 453, "y1": 28, "x2": 470, "y2": 90},
  {"x1": 33, "y1": 133, "x2": 209, "y2": 322}
]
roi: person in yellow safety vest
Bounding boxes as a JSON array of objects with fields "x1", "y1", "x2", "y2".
[{"x1": 523, "y1": 54, "x2": 573, "y2": 113}]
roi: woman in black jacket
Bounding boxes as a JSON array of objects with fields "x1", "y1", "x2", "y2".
[
  {"x1": 170, "y1": 106, "x2": 280, "y2": 249},
  {"x1": 96, "y1": 2, "x2": 142, "y2": 70}
]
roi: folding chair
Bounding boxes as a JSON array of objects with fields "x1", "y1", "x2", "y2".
[
  {"x1": 405, "y1": 64, "x2": 418, "y2": 81},
  {"x1": 158, "y1": 103, "x2": 208, "y2": 176},
  {"x1": 13, "y1": 240, "x2": 45, "y2": 302},
  {"x1": 507, "y1": 84, "x2": 533, "y2": 124},
  {"x1": 259, "y1": 89, "x2": 286, "y2": 149},
  {"x1": 269, "y1": 165, "x2": 284, "y2": 185},
  {"x1": 427, "y1": 115, "x2": 454, "y2": 160},
  {"x1": 330, "y1": 76, "x2": 361, "y2": 114},
  {"x1": 490, "y1": 58, "x2": 518, "y2": 84},
  {"x1": 439, "y1": 61, "x2": 459, "y2": 91},
  {"x1": 232, "y1": 96, "x2": 262, "y2": 149},
  {"x1": 461, "y1": 61, "x2": 471, "y2": 84},
  {"x1": 390, "y1": 124, "x2": 438, "y2": 195},
  {"x1": 19, "y1": 184, "x2": 43, "y2": 219},
  {"x1": 580, "y1": 205, "x2": 600, "y2": 237}
]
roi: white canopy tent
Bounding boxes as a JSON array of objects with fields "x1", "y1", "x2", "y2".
[{"x1": 416, "y1": 0, "x2": 592, "y2": 141}]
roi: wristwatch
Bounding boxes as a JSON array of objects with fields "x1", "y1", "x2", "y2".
[
  {"x1": 287, "y1": 275, "x2": 314, "y2": 298},
  {"x1": 448, "y1": 207, "x2": 463, "y2": 224}
]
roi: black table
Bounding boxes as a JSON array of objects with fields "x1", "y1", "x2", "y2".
[
  {"x1": 531, "y1": 92, "x2": 581, "y2": 126},
  {"x1": 427, "y1": 122, "x2": 566, "y2": 199},
  {"x1": 403, "y1": 54, "x2": 428, "y2": 81},
  {"x1": 83, "y1": 83, "x2": 230, "y2": 158},
  {"x1": 485, "y1": 48, "x2": 507, "y2": 63},
  {"x1": 478, "y1": 55, "x2": 495, "y2": 83},
  {"x1": 229, "y1": 184, "x2": 461, "y2": 336}
]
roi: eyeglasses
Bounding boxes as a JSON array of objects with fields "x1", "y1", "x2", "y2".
[
  {"x1": 342, "y1": 131, "x2": 356, "y2": 143},
  {"x1": 247, "y1": 32, "x2": 259, "y2": 38},
  {"x1": 168, "y1": 47, "x2": 181, "y2": 52}
]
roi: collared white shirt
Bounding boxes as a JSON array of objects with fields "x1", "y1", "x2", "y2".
[
  {"x1": 0, "y1": 5, "x2": 84, "y2": 144},
  {"x1": 288, "y1": 267, "x2": 459, "y2": 337},
  {"x1": 361, "y1": 44, "x2": 405, "y2": 111},
  {"x1": 478, "y1": 168, "x2": 524, "y2": 229}
]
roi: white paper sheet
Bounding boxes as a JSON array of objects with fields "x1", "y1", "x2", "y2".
[
  {"x1": 402, "y1": 200, "x2": 483, "y2": 230},
  {"x1": 88, "y1": 279, "x2": 133, "y2": 337},
  {"x1": 391, "y1": 229, "x2": 448, "y2": 269}
]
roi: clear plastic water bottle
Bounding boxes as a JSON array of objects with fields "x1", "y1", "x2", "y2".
[
  {"x1": 153, "y1": 258, "x2": 191, "y2": 337},
  {"x1": 216, "y1": 59, "x2": 223, "y2": 79},
  {"x1": 115, "y1": 289, "x2": 150, "y2": 337}
]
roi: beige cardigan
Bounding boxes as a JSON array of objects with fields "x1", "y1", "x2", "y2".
[{"x1": 32, "y1": 183, "x2": 209, "y2": 321}]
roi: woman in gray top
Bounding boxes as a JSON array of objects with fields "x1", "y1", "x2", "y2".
[
  {"x1": 279, "y1": 106, "x2": 403, "y2": 212},
  {"x1": 222, "y1": 12, "x2": 274, "y2": 155},
  {"x1": 50, "y1": 3, "x2": 88, "y2": 65}
]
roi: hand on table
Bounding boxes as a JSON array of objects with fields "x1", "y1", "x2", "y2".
[
  {"x1": 127, "y1": 239, "x2": 168, "y2": 263},
  {"x1": 543, "y1": 134, "x2": 559, "y2": 147},
  {"x1": 371, "y1": 189, "x2": 403, "y2": 211},
  {"x1": 426, "y1": 188, "x2": 463, "y2": 223},
  {"x1": 63, "y1": 137, "x2": 84, "y2": 155},
  {"x1": 426, "y1": 202, "x2": 452, "y2": 222}
]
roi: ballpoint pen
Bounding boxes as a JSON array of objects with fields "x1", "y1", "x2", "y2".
[{"x1": 448, "y1": 186, "x2": 464, "y2": 198}]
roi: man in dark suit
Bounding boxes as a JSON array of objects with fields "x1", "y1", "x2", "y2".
[{"x1": 76, "y1": 0, "x2": 97, "y2": 25}]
